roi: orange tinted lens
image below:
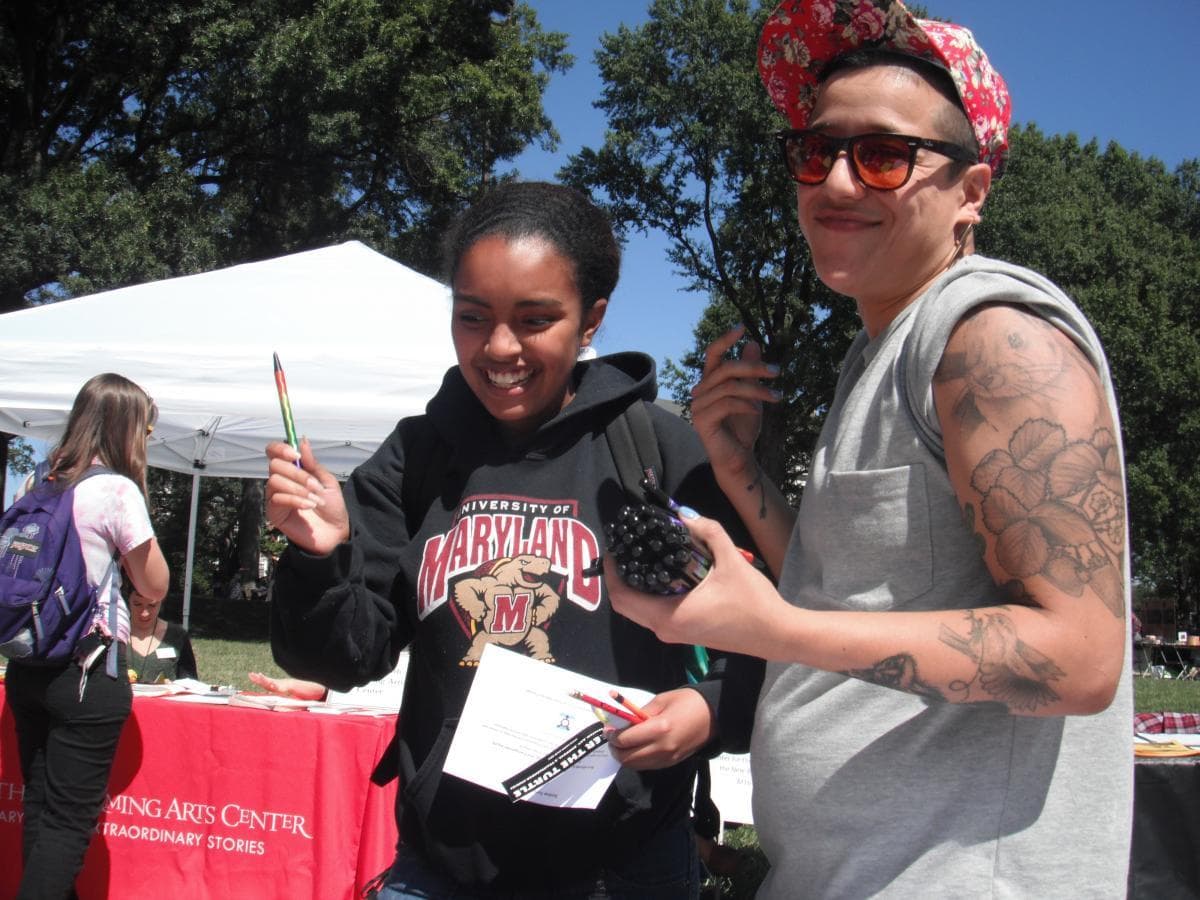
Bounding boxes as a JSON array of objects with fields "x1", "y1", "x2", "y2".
[
  {"x1": 789, "y1": 134, "x2": 837, "y2": 184},
  {"x1": 852, "y1": 136, "x2": 912, "y2": 188}
]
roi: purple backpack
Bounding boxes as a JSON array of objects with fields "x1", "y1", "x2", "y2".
[{"x1": 0, "y1": 467, "x2": 116, "y2": 664}]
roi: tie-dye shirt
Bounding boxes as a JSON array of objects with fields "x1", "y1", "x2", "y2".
[{"x1": 70, "y1": 472, "x2": 155, "y2": 643}]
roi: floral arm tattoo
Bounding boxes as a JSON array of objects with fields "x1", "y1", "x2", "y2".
[
  {"x1": 965, "y1": 418, "x2": 1125, "y2": 618},
  {"x1": 937, "y1": 311, "x2": 1126, "y2": 619},
  {"x1": 843, "y1": 309, "x2": 1126, "y2": 712}
]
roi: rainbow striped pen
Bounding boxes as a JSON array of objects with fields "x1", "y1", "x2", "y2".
[{"x1": 272, "y1": 352, "x2": 302, "y2": 468}]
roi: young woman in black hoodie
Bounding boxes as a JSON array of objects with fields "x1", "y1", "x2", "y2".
[{"x1": 265, "y1": 182, "x2": 759, "y2": 898}]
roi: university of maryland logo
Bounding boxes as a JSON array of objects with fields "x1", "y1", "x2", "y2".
[
  {"x1": 415, "y1": 494, "x2": 603, "y2": 665},
  {"x1": 453, "y1": 555, "x2": 560, "y2": 666}
]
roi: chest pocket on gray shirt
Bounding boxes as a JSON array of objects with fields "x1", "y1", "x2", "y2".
[{"x1": 816, "y1": 464, "x2": 933, "y2": 610}]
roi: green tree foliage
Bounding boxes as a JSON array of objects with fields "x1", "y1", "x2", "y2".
[
  {"x1": 2, "y1": 436, "x2": 34, "y2": 476},
  {"x1": 563, "y1": 1, "x2": 1199, "y2": 616},
  {"x1": 146, "y1": 470, "x2": 242, "y2": 601},
  {"x1": 147, "y1": 471, "x2": 290, "y2": 607},
  {"x1": 559, "y1": 0, "x2": 859, "y2": 497},
  {"x1": 979, "y1": 126, "x2": 1200, "y2": 616},
  {"x1": 0, "y1": 0, "x2": 569, "y2": 311},
  {"x1": 2, "y1": 0, "x2": 568, "y2": 598}
]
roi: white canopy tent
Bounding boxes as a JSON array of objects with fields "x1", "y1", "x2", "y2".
[{"x1": 0, "y1": 241, "x2": 456, "y2": 623}]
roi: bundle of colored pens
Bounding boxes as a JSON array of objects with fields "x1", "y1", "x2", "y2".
[{"x1": 602, "y1": 488, "x2": 712, "y2": 595}]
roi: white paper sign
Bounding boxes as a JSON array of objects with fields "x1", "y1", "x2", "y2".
[
  {"x1": 326, "y1": 650, "x2": 410, "y2": 710},
  {"x1": 707, "y1": 752, "x2": 755, "y2": 825},
  {"x1": 442, "y1": 644, "x2": 653, "y2": 809}
]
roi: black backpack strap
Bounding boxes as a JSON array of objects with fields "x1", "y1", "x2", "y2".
[
  {"x1": 606, "y1": 398, "x2": 662, "y2": 494},
  {"x1": 398, "y1": 417, "x2": 447, "y2": 539},
  {"x1": 606, "y1": 398, "x2": 722, "y2": 839},
  {"x1": 78, "y1": 465, "x2": 119, "y2": 675}
]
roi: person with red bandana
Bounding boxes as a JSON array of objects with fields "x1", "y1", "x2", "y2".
[{"x1": 605, "y1": 3, "x2": 1132, "y2": 896}]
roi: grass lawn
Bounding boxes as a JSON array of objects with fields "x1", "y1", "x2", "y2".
[
  {"x1": 189, "y1": 638, "x2": 1198, "y2": 898},
  {"x1": 1133, "y1": 672, "x2": 1200, "y2": 712},
  {"x1": 191, "y1": 637, "x2": 277, "y2": 691}
]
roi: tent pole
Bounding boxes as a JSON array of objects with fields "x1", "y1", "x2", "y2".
[
  {"x1": 0, "y1": 432, "x2": 11, "y2": 507},
  {"x1": 183, "y1": 472, "x2": 201, "y2": 629}
]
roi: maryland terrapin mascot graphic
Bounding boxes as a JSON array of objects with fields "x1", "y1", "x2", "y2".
[
  {"x1": 415, "y1": 494, "x2": 602, "y2": 665},
  {"x1": 453, "y1": 555, "x2": 560, "y2": 666}
]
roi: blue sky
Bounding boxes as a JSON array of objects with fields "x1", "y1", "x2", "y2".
[{"x1": 512, "y1": 0, "x2": 1200, "y2": 367}]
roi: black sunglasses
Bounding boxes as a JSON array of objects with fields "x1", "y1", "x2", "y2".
[{"x1": 776, "y1": 130, "x2": 977, "y2": 190}]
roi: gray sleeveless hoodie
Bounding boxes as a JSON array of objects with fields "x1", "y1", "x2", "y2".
[{"x1": 752, "y1": 255, "x2": 1132, "y2": 899}]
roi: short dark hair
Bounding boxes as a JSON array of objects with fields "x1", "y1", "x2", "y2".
[
  {"x1": 442, "y1": 181, "x2": 621, "y2": 312},
  {"x1": 821, "y1": 49, "x2": 979, "y2": 175}
]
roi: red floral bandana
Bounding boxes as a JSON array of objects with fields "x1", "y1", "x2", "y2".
[{"x1": 758, "y1": 0, "x2": 1011, "y2": 177}]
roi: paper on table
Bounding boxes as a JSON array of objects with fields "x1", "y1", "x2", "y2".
[
  {"x1": 166, "y1": 677, "x2": 232, "y2": 694},
  {"x1": 130, "y1": 683, "x2": 173, "y2": 697},
  {"x1": 160, "y1": 692, "x2": 233, "y2": 704},
  {"x1": 306, "y1": 704, "x2": 395, "y2": 717},
  {"x1": 155, "y1": 678, "x2": 236, "y2": 703},
  {"x1": 228, "y1": 693, "x2": 319, "y2": 711},
  {"x1": 442, "y1": 644, "x2": 654, "y2": 809}
]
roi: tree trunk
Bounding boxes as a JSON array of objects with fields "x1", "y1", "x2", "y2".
[{"x1": 236, "y1": 479, "x2": 265, "y2": 598}]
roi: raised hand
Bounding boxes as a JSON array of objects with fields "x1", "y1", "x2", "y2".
[
  {"x1": 264, "y1": 438, "x2": 349, "y2": 555},
  {"x1": 690, "y1": 325, "x2": 779, "y2": 487}
]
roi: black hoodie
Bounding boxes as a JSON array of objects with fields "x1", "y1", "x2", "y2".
[{"x1": 271, "y1": 352, "x2": 762, "y2": 888}]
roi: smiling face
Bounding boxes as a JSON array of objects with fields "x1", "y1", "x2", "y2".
[
  {"x1": 796, "y1": 64, "x2": 990, "y2": 334},
  {"x1": 451, "y1": 235, "x2": 607, "y2": 438}
]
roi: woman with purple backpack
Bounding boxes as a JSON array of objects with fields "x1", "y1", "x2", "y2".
[{"x1": 4, "y1": 372, "x2": 169, "y2": 899}]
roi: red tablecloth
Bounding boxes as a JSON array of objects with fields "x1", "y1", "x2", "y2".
[{"x1": 0, "y1": 684, "x2": 398, "y2": 899}]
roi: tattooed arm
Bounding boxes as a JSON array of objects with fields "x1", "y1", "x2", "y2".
[
  {"x1": 607, "y1": 304, "x2": 1127, "y2": 717},
  {"x1": 924, "y1": 303, "x2": 1127, "y2": 713}
]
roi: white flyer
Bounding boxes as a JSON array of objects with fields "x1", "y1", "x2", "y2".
[{"x1": 442, "y1": 644, "x2": 653, "y2": 809}]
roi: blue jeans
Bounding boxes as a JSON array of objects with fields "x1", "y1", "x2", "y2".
[
  {"x1": 375, "y1": 816, "x2": 701, "y2": 899},
  {"x1": 6, "y1": 644, "x2": 131, "y2": 900}
]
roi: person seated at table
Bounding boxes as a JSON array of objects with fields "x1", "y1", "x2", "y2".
[
  {"x1": 247, "y1": 671, "x2": 327, "y2": 700},
  {"x1": 128, "y1": 589, "x2": 197, "y2": 683}
]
